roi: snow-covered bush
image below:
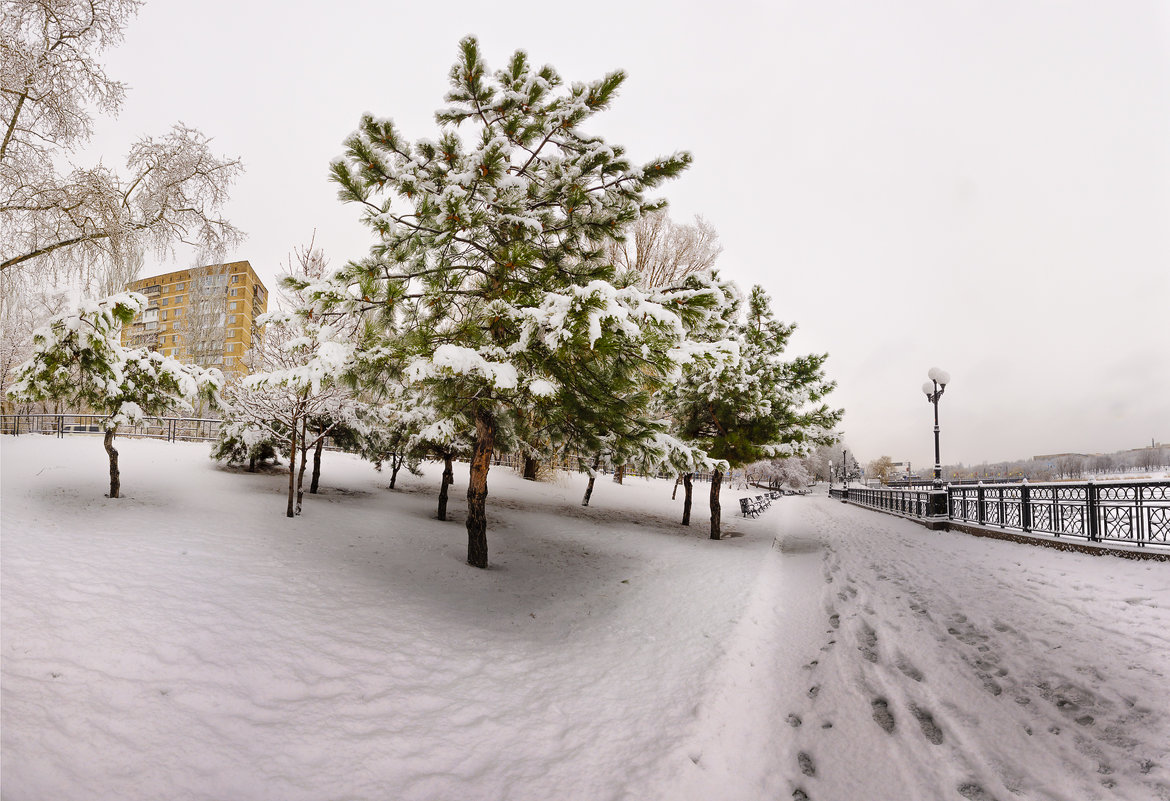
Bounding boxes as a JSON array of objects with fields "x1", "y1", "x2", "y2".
[{"x1": 211, "y1": 418, "x2": 281, "y2": 472}]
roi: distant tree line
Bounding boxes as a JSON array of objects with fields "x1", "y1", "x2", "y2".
[{"x1": 866, "y1": 445, "x2": 1168, "y2": 484}]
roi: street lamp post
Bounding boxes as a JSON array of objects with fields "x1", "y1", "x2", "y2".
[
  {"x1": 842, "y1": 449, "x2": 848, "y2": 489},
  {"x1": 921, "y1": 367, "x2": 950, "y2": 487}
]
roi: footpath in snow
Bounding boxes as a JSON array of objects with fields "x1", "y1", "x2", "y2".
[{"x1": 2, "y1": 437, "x2": 1168, "y2": 801}]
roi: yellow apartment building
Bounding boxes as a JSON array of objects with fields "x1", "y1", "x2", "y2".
[{"x1": 122, "y1": 260, "x2": 269, "y2": 378}]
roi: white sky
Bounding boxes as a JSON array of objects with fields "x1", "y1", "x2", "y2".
[{"x1": 85, "y1": 0, "x2": 1170, "y2": 468}]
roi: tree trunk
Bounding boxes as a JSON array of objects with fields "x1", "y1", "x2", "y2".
[
  {"x1": 438, "y1": 452, "x2": 454, "y2": 521},
  {"x1": 682, "y1": 472, "x2": 693, "y2": 526},
  {"x1": 581, "y1": 453, "x2": 602, "y2": 507},
  {"x1": 295, "y1": 420, "x2": 309, "y2": 515},
  {"x1": 248, "y1": 453, "x2": 257, "y2": 473},
  {"x1": 389, "y1": 453, "x2": 402, "y2": 489},
  {"x1": 286, "y1": 419, "x2": 297, "y2": 518},
  {"x1": 523, "y1": 455, "x2": 538, "y2": 481},
  {"x1": 466, "y1": 407, "x2": 496, "y2": 568},
  {"x1": 310, "y1": 435, "x2": 324, "y2": 493},
  {"x1": 672, "y1": 474, "x2": 681, "y2": 500},
  {"x1": 103, "y1": 427, "x2": 120, "y2": 499},
  {"x1": 613, "y1": 464, "x2": 625, "y2": 484},
  {"x1": 710, "y1": 469, "x2": 723, "y2": 540}
]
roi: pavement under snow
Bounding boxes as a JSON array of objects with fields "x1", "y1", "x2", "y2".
[{"x1": 2, "y1": 437, "x2": 1167, "y2": 801}]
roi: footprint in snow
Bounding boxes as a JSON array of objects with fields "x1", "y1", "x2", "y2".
[
  {"x1": 895, "y1": 656, "x2": 924, "y2": 682},
  {"x1": 787, "y1": 713, "x2": 802, "y2": 728},
  {"x1": 871, "y1": 698, "x2": 895, "y2": 733},
  {"x1": 858, "y1": 622, "x2": 879, "y2": 663},
  {"x1": 957, "y1": 782, "x2": 998, "y2": 801},
  {"x1": 978, "y1": 673, "x2": 1003, "y2": 697},
  {"x1": 797, "y1": 751, "x2": 816, "y2": 777},
  {"x1": 910, "y1": 704, "x2": 944, "y2": 745}
]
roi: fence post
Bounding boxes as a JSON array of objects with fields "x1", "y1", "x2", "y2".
[
  {"x1": 1020, "y1": 480, "x2": 1031, "y2": 532},
  {"x1": 928, "y1": 488, "x2": 947, "y2": 518},
  {"x1": 977, "y1": 483, "x2": 986, "y2": 525},
  {"x1": 1086, "y1": 481, "x2": 1099, "y2": 542}
]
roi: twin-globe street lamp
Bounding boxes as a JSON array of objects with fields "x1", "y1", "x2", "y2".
[{"x1": 921, "y1": 367, "x2": 950, "y2": 487}]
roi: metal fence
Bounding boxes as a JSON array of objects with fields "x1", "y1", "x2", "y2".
[
  {"x1": 1, "y1": 414, "x2": 222, "y2": 442},
  {"x1": 834, "y1": 486, "x2": 938, "y2": 518},
  {"x1": 832, "y1": 480, "x2": 1170, "y2": 550}
]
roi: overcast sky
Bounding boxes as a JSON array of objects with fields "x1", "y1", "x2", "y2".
[{"x1": 85, "y1": 0, "x2": 1169, "y2": 468}]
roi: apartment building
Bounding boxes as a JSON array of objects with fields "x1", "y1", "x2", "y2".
[{"x1": 122, "y1": 260, "x2": 269, "y2": 378}]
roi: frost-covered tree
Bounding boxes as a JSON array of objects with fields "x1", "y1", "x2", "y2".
[
  {"x1": 1, "y1": 0, "x2": 242, "y2": 291},
  {"x1": 298, "y1": 37, "x2": 734, "y2": 567},
  {"x1": 219, "y1": 311, "x2": 361, "y2": 518},
  {"x1": 868, "y1": 455, "x2": 896, "y2": 484},
  {"x1": 663, "y1": 285, "x2": 841, "y2": 539},
  {"x1": 607, "y1": 208, "x2": 722, "y2": 290},
  {"x1": 747, "y1": 457, "x2": 812, "y2": 492},
  {"x1": 7, "y1": 292, "x2": 221, "y2": 497}
]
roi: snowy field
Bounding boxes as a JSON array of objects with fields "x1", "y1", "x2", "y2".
[{"x1": 2, "y1": 436, "x2": 1168, "y2": 801}]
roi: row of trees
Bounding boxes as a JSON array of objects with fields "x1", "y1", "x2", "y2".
[
  {"x1": 865, "y1": 446, "x2": 1169, "y2": 485},
  {"x1": 216, "y1": 38, "x2": 840, "y2": 566},
  {"x1": 941, "y1": 447, "x2": 1169, "y2": 482},
  {"x1": 5, "y1": 21, "x2": 842, "y2": 570}
]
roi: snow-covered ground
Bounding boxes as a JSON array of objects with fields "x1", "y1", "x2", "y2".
[{"x1": 2, "y1": 437, "x2": 1168, "y2": 801}]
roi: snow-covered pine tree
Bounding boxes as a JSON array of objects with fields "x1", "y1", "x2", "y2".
[
  {"x1": 662, "y1": 285, "x2": 842, "y2": 539},
  {"x1": 297, "y1": 37, "x2": 734, "y2": 567},
  {"x1": 7, "y1": 293, "x2": 221, "y2": 497}
]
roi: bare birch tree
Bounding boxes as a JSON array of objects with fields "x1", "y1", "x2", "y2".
[
  {"x1": 1, "y1": 0, "x2": 242, "y2": 294},
  {"x1": 606, "y1": 209, "x2": 722, "y2": 289}
]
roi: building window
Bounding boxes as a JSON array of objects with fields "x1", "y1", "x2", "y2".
[
  {"x1": 231, "y1": 274, "x2": 241, "y2": 284},
  {"x1": 174, "y1": 308, "x2": 182, "y2": 318},
  {"x1": 161, "y1": 311, "x2": 167, "y2": 321},
  {"x1": 160, "y1": 297, "x2": 168, "y2": 306},
  {"x1": 176, "y1": 282, "x2": 185, "y2": 291}
]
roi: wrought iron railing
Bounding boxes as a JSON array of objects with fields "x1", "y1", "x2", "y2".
[
  {"x1": 844, "y1": 486, "x2": 938, "y2": 518},
  {"x1": 832, "y1": 480, "x2": 1170, "y2": 550},
  {"x1": 949, "y1": 481, "x2": 1170, "y2": 548}
]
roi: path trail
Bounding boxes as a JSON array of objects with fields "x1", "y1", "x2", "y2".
[
  {"x1": 663, "y1": 495, "x2": 1170, "y2": 801},
  {"x1": 3, "y1": 437, "x2": 1167, "y2": 801}
]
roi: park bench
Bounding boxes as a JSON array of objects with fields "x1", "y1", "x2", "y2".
[{"x1": 739, "y1": 494, "x2": 773, "y2": 518}]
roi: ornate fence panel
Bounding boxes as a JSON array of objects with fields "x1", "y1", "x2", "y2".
[
  {"x1": 836, "y1": 486, "x2": 936, "y2": 518},
  {"x1": 837, "y1": 479, "x2": 1170, "y2": 550},
  {"x1": 967, "y1": 481, "x2": 1170, "y2": 548}
]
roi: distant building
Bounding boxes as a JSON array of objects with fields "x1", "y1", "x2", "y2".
[{"x1": 122, "y1": 260, "x2": 268, "y2": 378}]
